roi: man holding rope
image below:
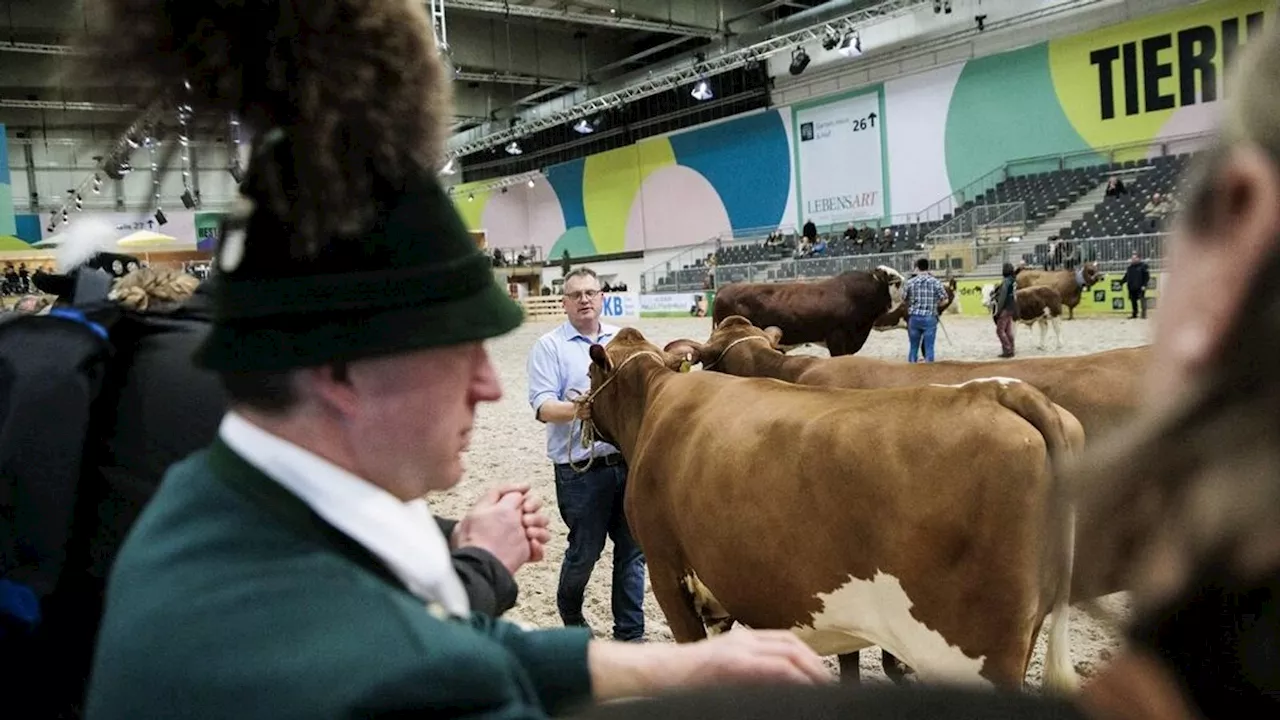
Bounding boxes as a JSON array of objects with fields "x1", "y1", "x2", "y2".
[{"x1": 527, "y1": 267, "x2": 646, "y2": 643}]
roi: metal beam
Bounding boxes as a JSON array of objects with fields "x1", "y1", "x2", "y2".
[
  {"x1": 443, "y1": 0, "x2": 723, "y2": 38},
  {"x1": 454, "y1": 69, "x2": 584, "y2": 87},
  {"x1": 0, "y1": 98, "x2": 134, "y2": 112},
  {"x1": 446, "y1": 0, "x2": 925, "y2": 159},
  {"x1": 0, "y1": 40, "x2": 78, "y2": 55}
]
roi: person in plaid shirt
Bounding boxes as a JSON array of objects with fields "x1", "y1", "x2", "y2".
[{"x1": 902, "y1": 258, "x2": 948, "y2": 362}]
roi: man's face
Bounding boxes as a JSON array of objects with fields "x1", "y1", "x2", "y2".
[
  {"x1": 1145, "y1": 146, "x2": 1280, "y2": 407},
  {"x1": 341, "y1": 343, "x2": 503, "y2": 497},
  {"x1": 562, "y1": 273, "x2": 603, "y2": 326},
  {"x1": 1131, "y1": 254, "x2": 1140, "y2": 264}
]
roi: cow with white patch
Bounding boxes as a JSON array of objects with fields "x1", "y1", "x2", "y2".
[
  {"x1": 578, "y1": 327, "x2": 1083, "y2": 691},
  {"x1": 981, "y1": 283, "x2": 1065, "y2": 350},
  {"x1": 1015, "y1": 263, "x2": 1102, "y2": 320}
]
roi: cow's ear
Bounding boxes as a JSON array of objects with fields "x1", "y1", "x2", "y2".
[
  {"x1": 589, "y1": 343, "x2": 612, "y2": 371},
  {"x1": 763, "y1": 326, "x2": 784, "y2": 347},
  {"x1": 663, "y1": 339, "x2": 703, "y2": 366}
]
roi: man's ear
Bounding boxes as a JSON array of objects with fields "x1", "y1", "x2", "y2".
[
  {"x1": 663, "y1": 339, "x2": 704, "y2": 365},
  {"x1": 763, "y1": 326, "x2": 784, "y2": 347},
  {"x1": 299, "y1": 364, "x2": 359, "y2": 417},
  {"x1": 588, "y1": 343, "x2": 611, "y2": 371}
]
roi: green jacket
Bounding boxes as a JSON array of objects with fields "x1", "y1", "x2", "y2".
[{"x1": 85, "y1": 438, "x2": 593, "y2": 719}]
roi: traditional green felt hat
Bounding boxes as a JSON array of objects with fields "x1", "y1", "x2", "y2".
[{"x1": 194, "y1": 134, "x2": 522, "y2": 372}]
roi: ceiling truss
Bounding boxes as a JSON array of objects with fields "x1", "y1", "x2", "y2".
[
  {"x1": 444, "y1": 0, "x2": 723, "y2": 38},
  {"x1": 446, "y1": 0, "x2": 925, "y2": 159}
]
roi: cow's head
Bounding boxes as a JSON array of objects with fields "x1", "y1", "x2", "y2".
[
  {"x1": 980, "y1": 283, "x2": 997, "y2": 309},
  {"x1": 1080, "y1": 261, "x2": 1103, "y2": 287},
  {"x1": 874, "y1": 265, "x2": 906, "y2": 305},
  {"x1": 583, "y1": 327, "x2": 687, "y2": 450},
  {"x1": 663, "y1": 315, "x2": 782, "y2": 375}
]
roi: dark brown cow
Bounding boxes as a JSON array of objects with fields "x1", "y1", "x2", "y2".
[
  {"x1": 981, "y1": 284, "x2": 1065, "y2": 350},
  {"x1": 873, "y1": 278, "x2": 956, "y2": 332},
  {"x1": 712, "y1": 266, "x2": 904, "y2": 356},
  {"x1": 1015, "y1": 263, "x2": 1103, "y2": 320},
  {"x1": 579, "y1": 326, "x2": 1083, "y2": 691}
]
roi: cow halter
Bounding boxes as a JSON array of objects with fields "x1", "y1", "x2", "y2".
[
  {"x1": 567, "y1": 350, "x2": 666, "y2": 473},
  {"x1": 701, "y1": 334, "x2": 774, "y2": 371}
]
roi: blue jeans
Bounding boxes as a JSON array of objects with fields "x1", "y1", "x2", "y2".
[
  {"x1": 553, "y1": 460, "x2": 646, "y2": 641},
  {"x1": 907, "y1": 314, "x2": 938, "y2": 363}
]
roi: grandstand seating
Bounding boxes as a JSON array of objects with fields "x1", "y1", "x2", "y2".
[
  {"x1": 649, "y1": 152, "x2": 1194, "y2": 288},
  {"x1": 1061, "y1": 154, "x2": 1191, "y2": 240}
]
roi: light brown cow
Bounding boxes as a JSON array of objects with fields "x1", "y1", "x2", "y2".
[
  {"x1": 667, "y1": 315, "x2": 1147, "y2": 464},
  {"x1": 579, "y1": 326, "x2": 1082, "y2": 691},
  {"x1": 665, "y1": 316, "x2": 1147, "y2": 683},
  {"x1": 1015, "y1": 263, "x2": 1103, "y2": 320},
  {"x1": 981, "y1": 283, "x2": 1065, "y2": 350}
]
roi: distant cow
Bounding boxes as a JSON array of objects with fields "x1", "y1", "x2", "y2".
[
  {"x1": 1015, "y1": 262, "x2": 1102, "y2": 320},
  {"x1": 873, "y1": 278, "x2": 955, "y2": 332},
  {"x1": 982, "y1": 284, "x2": 1065, "y2": 350},
  {"x1": 581, "y1": 326, "x2": 1082, "y2": 690},
  {"x1": 712, "y1": 267, "x2": 904, "y2": 356}
]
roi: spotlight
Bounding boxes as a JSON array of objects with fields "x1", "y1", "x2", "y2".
[
  {"x1": 505, "y1": 141, "x2": 523, "y2": 155},
  {"x1": 440, "y1": 158, "x2": 457, "y2": 175},
  {"x1": 154, "y1": 208, "x2": 168, "y2": 226},
  {"x1": 468, "y1": 193, "x2": 475, "y2": 202},
  {"x1": 821, "y1": 30, "x2": 839, "y2": 51},
  {"x1": 975, "y1": 14, "x2": 986, "y2": 31},
  {"x1": 527, "y1": 178, "x2": 535, "y2": 188},
  {"x1": 690, "y1": 79, "x2": 713, "y2": 101},
  {"x1": 229, "y1": 164, "x2": 244, "y2": 184},
  {"x1": 181, "y1": 189, "x2": 196, "y2": 209},
  {"x1": 75, "y1": 194, "x2": 83, "y2": 211},
  {"x1": 789, "y1": 47, "x2": 810, "y2": 76},
  {"x1": 92, "y1": 173, "x2": 102, "y2": 194},
  {"x1": 837, "y1": 33, "x2": 861, "y2": 57},
  {"x1": 573, "y1": 118, "x2": 595, "y2": 134}
]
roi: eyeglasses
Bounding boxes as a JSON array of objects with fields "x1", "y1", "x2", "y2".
[{"x1": 564, "y1": 289, "x2": 601, "y2": 301}]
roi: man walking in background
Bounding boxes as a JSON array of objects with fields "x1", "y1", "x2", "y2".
[
  {"x1": 902, "y1": 258, "x2": 948, "y2": 363},
  {"x1": 527, "y1": 267, "x2": 646, "y2": 642},
  {"x1": 993, "y1": 262, "x2": 1020, "y2": 358},
  {"x1": 1124, "y1": 252, "x2": 1151, "y2": 319}
]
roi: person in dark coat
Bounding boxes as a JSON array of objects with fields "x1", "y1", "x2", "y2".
[
  {"x1": 1123, "y1": 252, "x2": 1151, "y2": 319},
  {"x1": 5, "y1": 268, "x2": 541, "y2": 719},
  {"x1": 993, "y1": 262, "x2": 1019, "y2": 357}
]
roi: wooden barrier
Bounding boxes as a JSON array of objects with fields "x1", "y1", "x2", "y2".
[{"x1": 521, "y1": 295, "x2": 563, "y2": 320}]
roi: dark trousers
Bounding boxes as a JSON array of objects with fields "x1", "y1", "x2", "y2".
[
  {"x1": 553, "y1": 459, "x2": 646, "y2": 641},
  {"x1": 1129, "y1": 292, "x2": 1147, "y2": 318},
  {"x1": 995, "y1": 311, "x2": 1015, "y2": 355}
]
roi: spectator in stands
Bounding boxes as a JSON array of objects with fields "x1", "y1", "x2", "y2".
[
  {"x1": 810, "y1": 236, "x2": 828, "y2": 257},
  {"x1": 1124, "y1": 252, "x2": 1151, "y2": 319},
  {"x1": 1105, "y1": 176, "x2": 1128, "y2": 198},
  {"x1": 879, "y1": 227, "x2": 896, "y2": 252},
  {"x1": 1142, "y1": 192, "x2": 1174, "y2": 231},
  {"x1": 802, "y1": 219, "x2": 817, "y2": 245},
  {"x1": 690, "y1": 295, "x2": 707, "y2": 318},
  {"x1": 764, "y1": 231, "x2": 782, "y2": 247},
  {"x1": 993, "y1": 262, "x2": 1019, "y2": 358},
  {"x1": 902, "y1": 258, "x2": 947, "y2": 363},
  {"x1": 843, "y1": 223, "x2": 858, "y2": 243}
]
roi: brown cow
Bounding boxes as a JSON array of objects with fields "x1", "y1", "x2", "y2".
[
  {"x1": 981, "y1": 284, "x2": 1065, "y2": 350},
  {"x1": 1015, "y1": 262, "x2": 1103, "y2": 320},
  {"x1": 873, "y1": 278, "x2": 955, "y2": 332},
  {"x1": 711, "y1": 266, "x2": 904, "y2": 356},
  {"x1": 665, "y1": 316, "x2": 1147, "y2": 683},
  {"x1": 579, "y1": 326, "x2": 1082, "y2": 691}
]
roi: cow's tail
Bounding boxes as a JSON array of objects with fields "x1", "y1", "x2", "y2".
[{"x1": 994, "y1": 381, "x2": 1083, "y2": 694}]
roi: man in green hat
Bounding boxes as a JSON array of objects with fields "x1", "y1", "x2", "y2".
[{"x1": 84, "y1": 127, "x2": 830, "y2": 717}]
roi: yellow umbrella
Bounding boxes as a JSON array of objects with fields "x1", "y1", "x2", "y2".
[{"x1": 116, "y1": 229, "x2": 183, "y2": 248}]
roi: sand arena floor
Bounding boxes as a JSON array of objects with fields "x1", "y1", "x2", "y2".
[{"x1": 430, "y1": 314, "x2": 1153, "y2": 687}]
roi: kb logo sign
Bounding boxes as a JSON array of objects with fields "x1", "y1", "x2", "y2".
[{"x1": 600, "y1": 293, "x2": 635, "y2": 318}]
